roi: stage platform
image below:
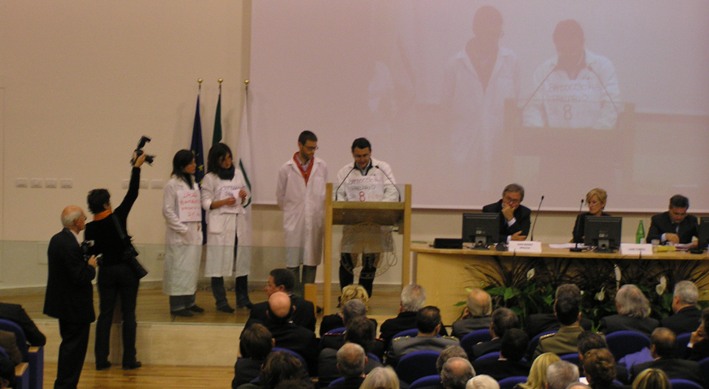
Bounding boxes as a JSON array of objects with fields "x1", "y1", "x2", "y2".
[{"x1": 0, "y1": 283, "x2": 409, "y2": 367}]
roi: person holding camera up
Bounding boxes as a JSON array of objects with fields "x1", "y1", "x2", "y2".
[
  {"x1": 162, "y1": 149, "x2": 204, "y2": 316},
  {"x1": 201, "y1": 143, "x2": 252, "y2": 311},
  {"x1": 85, "y1": 148, "x2": 147, "y2": 371}
]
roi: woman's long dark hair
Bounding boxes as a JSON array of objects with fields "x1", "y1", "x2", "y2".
[
  {"x1": 207, "y1": 143, "x2": 235, "y2": 180},
  {"x1": 171, "y1": 149, "x2": 195, "y2": 189}
]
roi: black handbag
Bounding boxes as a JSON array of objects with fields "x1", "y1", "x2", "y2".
[{"x1": 111, "y1": 214, "x2": 148, "y2": 279}]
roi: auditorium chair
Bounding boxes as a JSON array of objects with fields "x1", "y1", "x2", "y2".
[
  {"x1": 392, "y1": 328, "x2": 419, "y2": 340},
  {"x1": 408, "y1": 374, "x2": 441, "y2": 389},
  {"x1": 323, "y1": 327, "x2": 346, "y2": 336},
  {"x1": 604, "y1": 330, "x2": 650, "y2": 360},
  {"x1": 559, "y1": 352, "x2": 580, "y2": 366},
  {"x1": 698, "y1": 357, "x2": 709, "y2": 388},
  {"x1": 0, "y1": 346, "x2": 29, "y2": 389},
  {"x1": 395, "y1": 350, "x2": 440, "y2": 388},
  {"x1": 668, "y1": 378, "x2": 703, "y2": 389},
  {"x1": 473, "y1": 351, "x2": 500, "y2": 363},
  {"x1": 460, "y1": 328, "x2": 492, "y2": 359},
  {"x1": 0, "y1": 319, "x2": 42, "y2": 389},
  {"x1": 525, "y1": 330, "x2": 556, "y2": 360},
  {"x1": 674, "y1": 332, "x2": 691, "y2": 357},
  {"x1": 498, "y1": 376, "x2": 527, "y2": 389}
]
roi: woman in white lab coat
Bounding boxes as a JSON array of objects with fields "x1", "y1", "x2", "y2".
[
  {"x1": 202, "y1": 143, "x2": 251, "y2": 312},
  {"x1": 162, "y1": 149, "x2": 203, "y2": 317}
]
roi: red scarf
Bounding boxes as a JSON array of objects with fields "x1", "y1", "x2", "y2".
[{"x1": 293, "y1": 152, "x2": 314, "y2": 185}]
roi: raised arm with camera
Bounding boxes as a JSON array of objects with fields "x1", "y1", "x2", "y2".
[{"x1": 84, "y1": 140, "x2": 149, "y2": 371}]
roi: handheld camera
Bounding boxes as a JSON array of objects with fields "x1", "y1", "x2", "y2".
[{"x1": 131, "y1": 135, "x2": 155, "y2": 165}]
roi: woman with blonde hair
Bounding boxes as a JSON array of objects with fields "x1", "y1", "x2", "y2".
[
  {"x1": 572, "y1": 187, "x2": 610, "y2": 243},
  {"x1": 360, "y1": 366, "x2": 399, "y2": 389},
  {"x1": 514, "y1": 352, "x2": 560, "y2": 389},
  {"x1": 631, "y1": 368, "x2": 670, "y2": 389},
  {"x1": 319, "y1": 284, "x2": 372, "y2": 336}
]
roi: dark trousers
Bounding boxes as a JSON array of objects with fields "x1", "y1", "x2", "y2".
[
  {"x1": 339, "y1": 253, "x2": 378, "y2": 297},
  {"x1": 55, "y1": 320, "x2": 90, "y2": 389},
  {"x1": 95, "y1": 264, "x2": 139, "y2": 365}
]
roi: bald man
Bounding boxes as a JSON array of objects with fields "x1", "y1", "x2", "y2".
[
  {"x1": 263, "y1": 291, "x2": 318, "y2": 375},
  {"x1": 452, "y1": 288, "x2": 493, "y2": 339},
  {"x1": 44, "y1": 205, "x2": 98, "y2": 389}
]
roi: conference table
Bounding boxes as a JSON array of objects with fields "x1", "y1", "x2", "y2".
[{"x1": 411, "y1": 242, "x2": 709, "y2": 325}]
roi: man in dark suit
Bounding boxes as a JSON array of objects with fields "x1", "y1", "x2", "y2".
[
  {"x1": 630, "y1": 327, "x2": 704, "y2": 386},
  {"x1": 471, "y1": 307, "x2": 519, "y2": 359},
  {"x1": 379, "y1": 284, "x2": 447, "y2": 349},
  {"x1": 661, "y1": 280, "x2": 701, "y2": 336},
  {"x1": 246, "y1": 268, "x2": 316, "y2": 332},
  {"x1": 646, "y1": 194, "x2": 699, "y2": 246},
  {"x1": 473, "y1": 328, "x2": 530, "y2": 381},
  {"x1": 262, "y1": 291, "x2": 318, "y2": 376},
  {"x1": 599, "y1": 284, "x2": 659, "y2": 336},
  {"x1": 482, "y1": 183, "x2": 531, "y2": 242},
  {"x1": 0, "y1": 302, "x2": 46, "y2": 347},
  {"x1": 43, "y1": 205, "x2": 98, "y2": 389}
]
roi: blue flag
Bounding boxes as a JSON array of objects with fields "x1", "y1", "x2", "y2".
[{"x1": 190, "y1": 94, "x2": 205, "y2": 184}]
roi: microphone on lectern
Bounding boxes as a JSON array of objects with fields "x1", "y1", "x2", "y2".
[
  {"x1": 334, "y1": 166, "x2": 356, "y2": 201},
  {"x1": 570, "y1": 198, "x2": 585, "y2": 252},
  {"x1": 375, "y1": 165, "x2": 401, "y2": 202},
  {"x1": 530, "y1": 195, "x2": 544, "y2": 241}
]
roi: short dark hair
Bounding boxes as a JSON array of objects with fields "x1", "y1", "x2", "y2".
[
  {"x1": 650, "y1": 327, "x2": 676, "y2": 358},
  {"x1": 417, "y1": 306, "x2": 442, "y2": 333},
  {"x1": 502, "y1": 183, "x2": 525, "y2": 201},
  {"x1": 344, "y1": 316, "x2": 375, "y2": 351},
  {"x1": 669, "y1": 194, "x2": 689, "y2": 209},
  {"x1": 298, "y1": 130, "x2": 318, "y2": 145},
  {"x1": 491, "y1": 307, "x2": 519, "y2": 338},
  {"x1": 577, "y1": 332, "x2": 607, "y2": 355},
  {"x1": 239, "y1": 323, "x2": 273, "y2": 359},
  {"x1": 501, "y1": 328, "x2": 529, "y2": 362},
  {"x1": 582, "y1": 348, "x2": 616, "y2": 387},
  {"x1": 270, "y1": 268, "x2": 295, "y2": 292},
  {"x1": 351, "y1": 137, "x2": 371, "y2": 152},
  {"x1": 555, "y1": 284, "x2": 581, "y2": 326},
  {"x1": 260, "y1": 351, "x2": 309, "y2": 389},
  {"x1": 87, "y1": 188, "x2": 110, "y2": 214}
]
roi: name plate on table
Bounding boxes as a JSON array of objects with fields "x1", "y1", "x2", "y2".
[
  {"x1": 620, "y1": 243, "x2": 653, "y2": 256},
  {"x1": 508, "y1": 241, "x2": 542, "y2": 254}
]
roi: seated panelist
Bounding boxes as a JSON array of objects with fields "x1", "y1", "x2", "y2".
[
  {"x1": 482, "y1": 183, "x2": 531, "y2": 242},
  {"x1": 572, "y1": 187, "x2": 610, "y2": 244},
  {"x1": 646, "y1": 194, "x2": 698, "y2": 247}
]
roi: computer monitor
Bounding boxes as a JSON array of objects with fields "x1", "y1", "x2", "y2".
[
  {"x1": 462, "y1": 213, "x2": 500, "y2": 248},
  {"x1": 584, "y1": 216, "x2": 622, "y2": 252}
]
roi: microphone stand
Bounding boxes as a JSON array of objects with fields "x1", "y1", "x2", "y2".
[{"x1": 530, "y1": 195, "x2": 544, "y2": 241}]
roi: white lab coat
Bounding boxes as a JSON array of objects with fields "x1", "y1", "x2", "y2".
[
  {"x1": 335, "y1": 158, "x2": 397, "y2": 254},
  {"x1": 162, "y1": 176, "x2": 203, "y2": 296},
  {"x1": 276, "y1": 156, "x2": 328, "y2": 267},
  {"x1": 201, "y1": 171, "x2": 251, "y2": 277}
]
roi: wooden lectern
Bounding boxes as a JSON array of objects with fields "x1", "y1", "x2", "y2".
[{"x1": 321, "y1": 182, "x2": 412, "y2": 314}]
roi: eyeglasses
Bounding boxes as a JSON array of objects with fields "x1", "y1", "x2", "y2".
[{"x1": 304, "y1": 145, "x2": 319, "y2": 151}]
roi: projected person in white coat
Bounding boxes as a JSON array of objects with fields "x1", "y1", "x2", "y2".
[
  {"x1": 335, "y1": 137, "x2": 398, "y2": 298},
  {"x1": 276, "y1": 130, "x2": 328, "y2": 295}
]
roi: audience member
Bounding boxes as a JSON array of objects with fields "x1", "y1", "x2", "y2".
[
  {"x1": 452, "y1": 288, "x2": 493, "y2": 339},
  {"x1": 466, "y1": 374, "x2": 499, "y2": 389},
  {"x1": 630, "y1": 368, "x2": 670, "y2": 389},
  {"x1": 320, "y1": 299, "x2": 376, "y2": 351},
  {"x1": 232, "y1": 323, "x2": 274, "y2": 389},
  {"x1": 330, "y1": 343, "x2": 367, "y2": 389},
  {"x1": 273, "y1": 378, "x2": 315, "y2": 389},
  {"x1": 629, "y1": 327, "x2": 703, "y2": 385},
  {"x1": 515, "y1": 352, "x2": 560, "y2": 389},
  {"x1": 566, "y1": 384, "x2": 591, "y2": 389},
  {"x1": 379, "y1": 284, "x2": 447, "y2": 348},
  {"x1": 0, "y1": 354, "x2": 14, "y2": 389},
  {"x1": 599, "y1": 284, "x2": 659, "y2": 335},
  {"x1": 688, "y1": 307, "x2": 709, "y2": 360},
  {"x1": 247, "y1": 268, "x2": 316, "y2": 332},
  {"x1": 0, "y1": 330, "x2": 21, "y2": 365},
  {"x1": 318, "y1": 316, "x2": 382, "y2": 388},
  {"x1": 582, "y1": 348, "x2": 621, "y2": 389},
  {"x1": 471, "y1": 308, "x2": 519, "y2": 359},
  {"x1": 261, "y1": 291, "x2": 318, "y2": 375},
  {"x1": 437, "y1": 345, "x2": 469, "y2": 373},
  {"x1": 320, "y1": 285, "x2": 374, "y2": 336},
  {"x1": 360, "y1": 366, "x2": 399, "y2": 389},
  {"x1": 387, "y1": 306, "x2": 458, "y2": 367},
  {"x1": 473, "y1": 328, "x2": 530, "y2": 381},
  {"x1": 254, "y1": 350, "x2": 311, "y2": 389},
  {"x1": 441, "y1": 357, "x2": 476, "y2": 389},
  {"x1": 660, "y1": 280, "x2": 701, "y2": 335},
  {"x1": 0, "y1": 302, "x2": 46, "y2": 347},
  {"x1": 576, "y1": 332, "x2": 629, "y2": 384},
  {"x1": 546, "y1": 361, "x2": 579, "y2": 389},
  {"x1": 534, "y1": 284, "x2": 585, "y2": 358}
]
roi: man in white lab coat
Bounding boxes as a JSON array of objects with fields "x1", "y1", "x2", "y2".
[{"x1": 276, "y1": 130, "x2": 328, "y2": 294}]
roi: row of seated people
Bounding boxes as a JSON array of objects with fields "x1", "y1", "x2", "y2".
[
  {"x1": 236, "y1": 271, "x2": 709, "y2": 388},
  {"x1": 0, "y1": 302, "x2": 47, "y2": 389}
]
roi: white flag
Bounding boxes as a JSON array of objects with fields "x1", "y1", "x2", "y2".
[{"x1": 235, "y1": 90, "x2": 253, "y2": 277}]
